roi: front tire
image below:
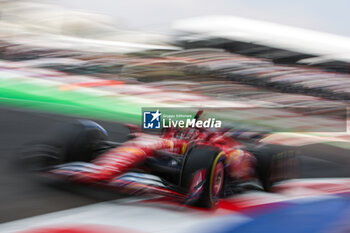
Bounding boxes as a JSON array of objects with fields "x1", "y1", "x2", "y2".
[
  {"x1": 21, "y1": 120, "x2": 108, "y2": 171},
  {"x1": 181, "y1": 146, "x2": 225, "y2": 208}
]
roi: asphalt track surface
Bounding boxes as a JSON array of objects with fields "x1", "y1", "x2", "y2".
[
  {"x1": 0, "y1": 106, "x2": 129, "y2": 223},
  {"x1": 1, "y1": 106, "x2": 350, "y2": 224}
]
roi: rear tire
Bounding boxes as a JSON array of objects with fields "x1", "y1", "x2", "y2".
[
  {"x1": 181, "y1": 145, "x2": 225, "y2": 208},
  {"x1": 255, "y1": 146, "x2": 299, "y2": 191}
]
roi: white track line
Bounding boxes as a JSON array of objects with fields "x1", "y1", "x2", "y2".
[
  {"x1": 0, "y1": 196, "x2": 248, "y2": 233},
  {"x1": 2, "y1": 178, "x2": 349, "y2": 233}
]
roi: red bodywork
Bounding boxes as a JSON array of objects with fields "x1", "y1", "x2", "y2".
[{"x1": 50, "y1": 127, "x2": 256, "y2": 201}]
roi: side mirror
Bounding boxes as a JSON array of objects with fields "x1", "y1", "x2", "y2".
[{"x1": 194, "y1": 110, "x2": 204, "y2": 121}]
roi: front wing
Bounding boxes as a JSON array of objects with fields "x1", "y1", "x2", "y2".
[{"x1": 46, "y1": 162, "x2": 188, "y2": 201}]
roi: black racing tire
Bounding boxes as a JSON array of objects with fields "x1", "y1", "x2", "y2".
[
  {"x1": 59, "y1": 120, "x2": 108, "y2": 163},
  {"x1": 254, "y1": 145, "x2": 299, "y2": 192},
  {"x1": 21, "y1": 120, "x2": 108, "y2": 171},
  {"x1": 181, "y1": 145, "x2": 225, "y2": 208}
]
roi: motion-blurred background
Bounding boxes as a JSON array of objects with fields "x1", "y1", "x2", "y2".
[{"x1": 1, "y1": 0, "x2": 350, "y2": 232}]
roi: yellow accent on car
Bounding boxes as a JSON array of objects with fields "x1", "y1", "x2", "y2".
[
  {"x1": 209, "y1": 151, "x2": 224, "y2": 205},
  {"x1": 181, "y1": 143, "x2": 187, "y2": 154}
]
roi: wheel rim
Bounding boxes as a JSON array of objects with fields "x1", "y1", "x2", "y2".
[
  {"x1": 190, "y1": 169, "x2": 206, "y2": 194},
  {"x1": 212, "y1": 162, "x2": 224, "y2": 197}
]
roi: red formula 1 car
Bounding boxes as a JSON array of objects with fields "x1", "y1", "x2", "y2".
[{"x1": 23, "y1": 111, "x2": 297, "y2": 208}]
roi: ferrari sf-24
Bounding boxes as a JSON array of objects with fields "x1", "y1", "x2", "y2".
[{"x1": 24, "y1": 111, "x2": 297, "y2": 208}]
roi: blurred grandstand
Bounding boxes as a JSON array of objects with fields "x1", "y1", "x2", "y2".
[{"x1": 0, "y1": 1, "x2": 348, "y2": 133}]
